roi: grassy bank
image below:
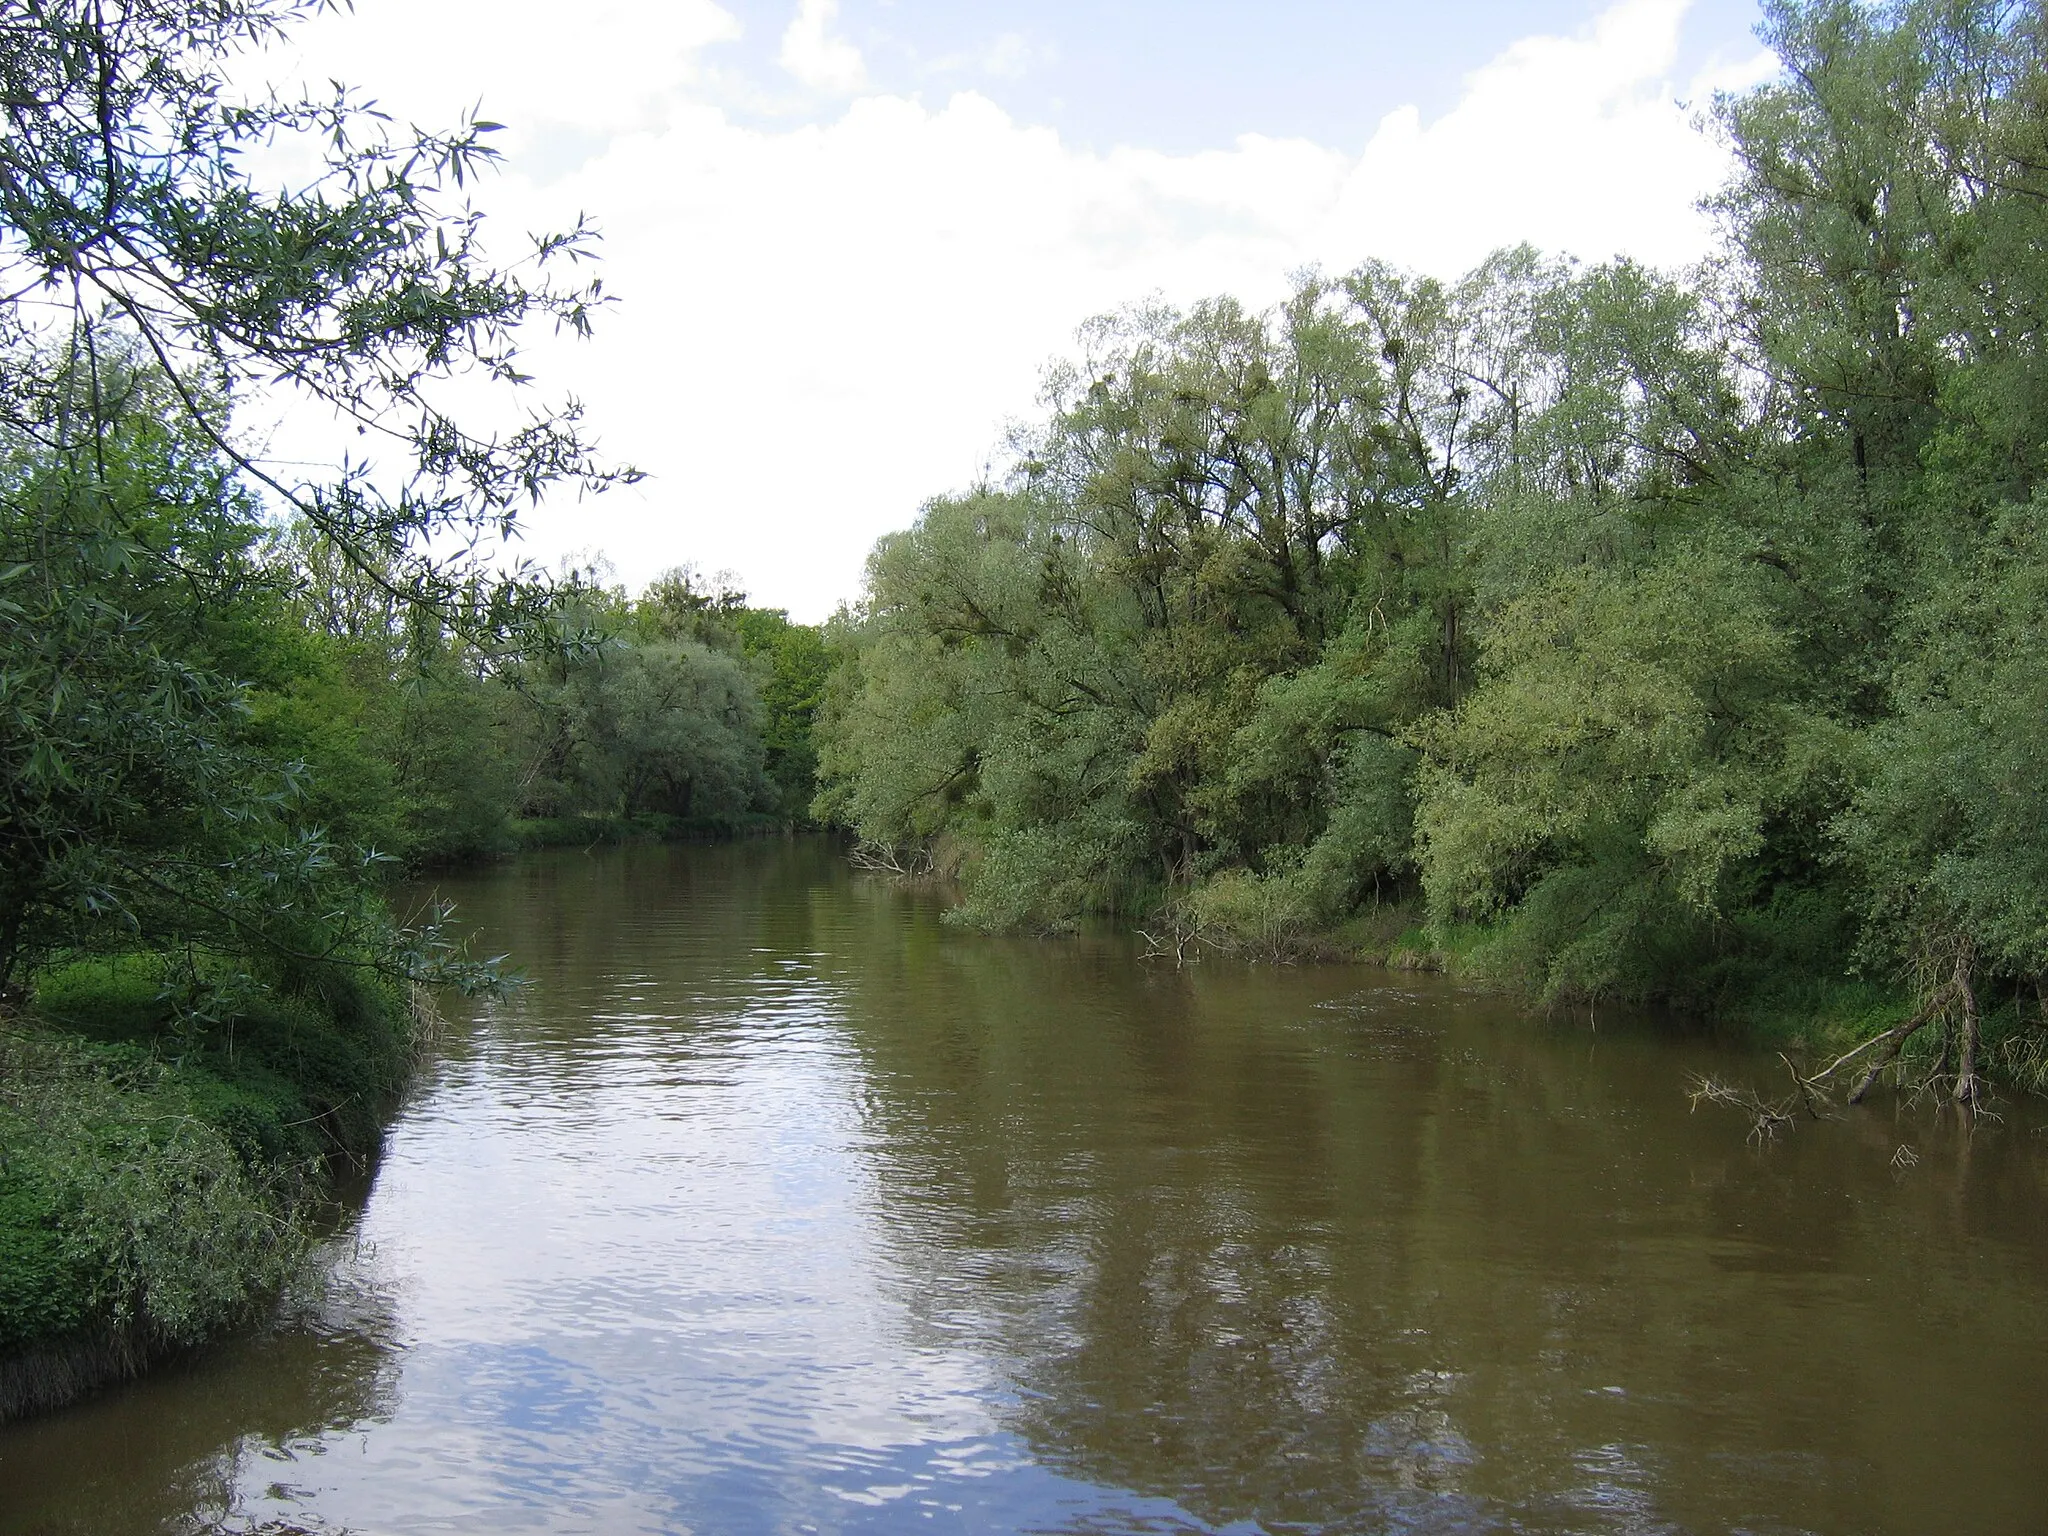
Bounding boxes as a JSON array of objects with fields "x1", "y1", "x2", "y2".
[
  {"x1": 0, "y1": 956, "x2": 420, "y2": 1422},
  {"x1": 1356, "y1": 913, "x2": 1914, "y2": 1055}
]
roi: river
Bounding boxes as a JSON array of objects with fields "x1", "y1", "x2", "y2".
[{"x1": 4, "y1": 839, "x2": 2047, "y2": 1534}]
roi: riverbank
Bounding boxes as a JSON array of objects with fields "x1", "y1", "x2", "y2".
[
  {"x1": 1165, "y1": 887, "x2": 2048, "y2": 1096},
  {"x1": 506, "y1": 810, "x2": 798, "y2": 853},
  {"x1": 0, "y1": 956, "x2": 420, "y2": 1422},
  {"x1": 1366, "y1": 916, "x2": 2048, "y2": 1096}
]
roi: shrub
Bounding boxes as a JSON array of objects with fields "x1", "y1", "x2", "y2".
[{"x1": 0, "y1": 1029, "x2": 304, "y2": 1357}]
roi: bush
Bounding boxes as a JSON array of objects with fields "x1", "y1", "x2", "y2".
[
  {"x1": 29, "y1": 954, "x2": 411, "y2": 1162},
  {"x1": 1183, "y1": 867, "x2": 1317, "y2": 962},
  {"x1": 0, "y1": 948, "x2": 419, "y2": 1416},
  {"x1": 0, "y1": 1029, "x2": 304, "y2": 1358}
]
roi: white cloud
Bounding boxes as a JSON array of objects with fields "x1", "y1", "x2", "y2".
[
  {"x1": 265, "y1": 0, "x2": 741, "y2": 142},
  {"x1": 249, "y1": 0, "x2": 1774, "y2": 620},
  {"x1": 1319, "y1": 0, "x2": 1777, "y2": 274},
  {"x1": 980, "y1": 32, "x2": 1038, "y2": 81},
  {"x1": 778, "y1": 0, "x2": 867, "y2": 95}
]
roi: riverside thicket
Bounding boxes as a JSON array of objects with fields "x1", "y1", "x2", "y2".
[
  {"x1": 0, "y1": 0, "x2": 822, "y2": 1416},
  {"x1": 814, "y1": 0, "x2": 2048, "y2": 1101}
]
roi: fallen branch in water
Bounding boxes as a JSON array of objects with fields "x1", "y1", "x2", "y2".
[
  {"x1": 1136, "y1": 906, "x2": 1206, "y2": 968},
  {"x1": 1847, "y1": 941, "x2": 1981, "y2": 1107},
  {"x1": 1691, "y1": 938, "x2": 1988, "y2": 1138},
  {"x1": 1687, "y1": 1073, "x2": 1799, "y2": 1143},
  {"x1": 848, "y1": 841, "x2": 935, "y2": 879}
]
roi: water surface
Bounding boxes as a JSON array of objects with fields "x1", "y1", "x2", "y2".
[{"x1": 5, "y1": 840, "x2": 2046, "y2": 1534}]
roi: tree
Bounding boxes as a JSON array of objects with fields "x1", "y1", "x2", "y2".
[
  {"x1": 809, "y1": 1, "x2": 2048, "y2": 1099},
  {"x1": 0, "y1": 0, "x2": 623, "y2": 987},
  {"x1": 728, "y1": 606, "x2": 833, "y2": 820},
  {"x1": 1705, "y1": 0, "x2": 2048, "y2": 1099},
  {"x1": 0, "y1": 0, "x2": 630, "y2": 607}
]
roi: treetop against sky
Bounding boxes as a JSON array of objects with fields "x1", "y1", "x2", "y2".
[{"x1": 248, "y1": 0, "x2": 1774, "y2": 620}]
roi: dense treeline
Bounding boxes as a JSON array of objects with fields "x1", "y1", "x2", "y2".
[
  {"x1": 816, "y1": 0, "x2": 2048, "y2": 1098},
  {"x1": 285, "y1": 545, "x2": 829, "y2": 867},
  {"x1": 0, "y1": 341, "x2": 824, "y2": 1010}
]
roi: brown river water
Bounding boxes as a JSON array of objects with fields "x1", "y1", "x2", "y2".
[{"x1": 4, "y1": 838, "x2": 2047, "y2": 1534}]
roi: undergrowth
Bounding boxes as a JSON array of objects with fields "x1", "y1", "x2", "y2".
[{"x1": 0, "y1": 951, "x2": 419, "y2": 1417}]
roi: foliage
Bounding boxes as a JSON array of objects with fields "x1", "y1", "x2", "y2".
[
  {"x1": 0, "y1": 376, "x2": 401, "y2": 988},
  {"x1": 730, "y1": 606, "x2": 834, "y2": 819},
  {"x1": 520, "y1": 635, "x2": 765, "y2": 821},
  {"x1": 0, "y1": 0, "x2": 630, "y2": 612},
  {"x1": 0, "y1": 942, "x2": 415, "y2": 1396},
  {"x1": 814, "y1": 1, "x2": 2048, "y2": 1091},
  {"x1": 0, "y1": 1025, "x2": 304, "y2": 1357},
  {"x1": 267, "y1": 547, "x2": 826, "y2": 866},
  {"x1": 1833, "y1": 500, "x2": 2048, "y2": 985},
  {"x1": 0, "y1": 0, "x2": 644, "y2": 987},
  {"x1": 1414, "y1": 552, "x2": 1805, "y2": 1001}
]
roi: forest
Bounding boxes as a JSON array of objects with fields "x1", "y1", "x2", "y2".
[
  {"x1": 813, "y1": 0, "x2": 2048, "y2": 1108},
  {"x1": 7, "y1": 0, "x2": 2048, "y2": 1420}
]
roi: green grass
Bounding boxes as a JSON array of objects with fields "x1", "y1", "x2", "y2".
[
  {"x1": 1379, "y1": 917, "x2": 1489, "y2": 972},
  {"x1": 0, "y1": 952, "x2": 419, "y2": 1417},
  {"x1": 31, "y1": 954, "x2": 412, "y2": 1162}
]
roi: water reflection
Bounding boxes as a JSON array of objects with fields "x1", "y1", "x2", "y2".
[
  {"x1": 3, "y1": 840, "x2": 2046, "y2": 1535},
  {"x1": 0, "y1": 1237, "x2": 404, "y2": 1534}
]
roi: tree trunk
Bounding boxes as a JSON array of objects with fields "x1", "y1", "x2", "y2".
[
  {"x1": 1848, "y1": 935, "x2": 1980, "y2": 1108},
  {"x1": 1953, "y1": 961, "x2": 1982, "y2": 1107},
  {"x1": 0, "y1": 899, "x2": 25, "y2": 997},
  {"x1": 1848, "y1": 996, "x2": 1939, "y2": 1104}
]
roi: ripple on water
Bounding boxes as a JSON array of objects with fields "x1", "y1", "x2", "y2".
[{"x1": 4, "y1": 841, "x2": 2047, "y2": 1536}]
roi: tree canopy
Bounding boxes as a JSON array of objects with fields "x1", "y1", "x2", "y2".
[
  {"x1": 815, "y1": 0, "x2": 2048, "y2": 1103},
  {"x1": 0, "y1": 0, "x2": 635, "y2": 993}
]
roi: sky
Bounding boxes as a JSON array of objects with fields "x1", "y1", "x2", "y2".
[{"x1": 251, "y1": 0, "x2": 1778, "y2": 620}]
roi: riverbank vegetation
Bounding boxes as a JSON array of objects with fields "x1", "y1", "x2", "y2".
[
  {"x1": 6, "y1": 0, "x2": 2044, "y2": 1425},
  {"x1": 814, "y1": 0, "x2": 2048, "y2": 1102},
  {"x1": 0, "y1": 501, "x2": 820, "y2": 1417},
  {"x1": 289, "y1": 547, "x2": 831, "y2": 864},
  {"x1": 0, "y1": 0, "x2": 818, "y2": 1417}
]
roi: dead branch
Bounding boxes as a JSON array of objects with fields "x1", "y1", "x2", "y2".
[
  {"x1": 1846, "y1": 995, "x2": 1945, "y2": 1104},
  {"x1": 1688, "y1": 1074, "x2": 1798, "y2": 1143},
  {"x1": 1137, "y1": 905, "x2": 1206, "y2": 968},
  {"x1": 1779, "y1": 1052, "x2": 1827, "y2": 1120},
  {"x1": 1848, "y1": 939, "x2": 1977, "y2": 1106},
  {"x1": 1800, "y1": 1028, "x2": 1896, "y2": 1087},
  {"x1": 848, "y1": 841, "x2": 935, "y2": 880},
  {"x1": 1693, "y1": 934, "x2": 1990, "y2": 1143}
]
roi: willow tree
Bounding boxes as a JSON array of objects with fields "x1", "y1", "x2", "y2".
[
  {"x1": 1713, "y1": 0, "x2": 2048, "y2": 1102},
  {"x1": 0, "y1": 0, "x2": 627, "y2": 986}
]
